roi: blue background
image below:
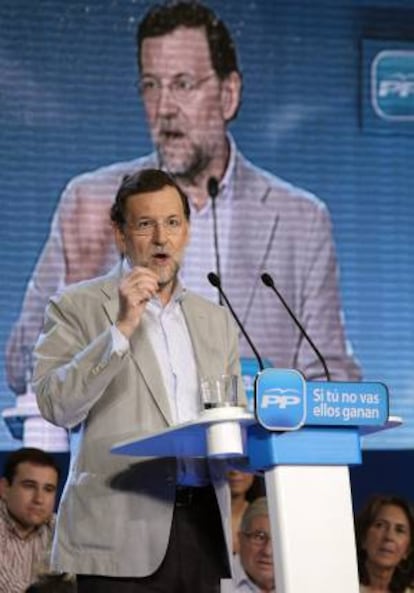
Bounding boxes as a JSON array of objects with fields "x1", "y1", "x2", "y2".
[{"x1": 1, "y1": 0, "x2": 414, "y2": 502}]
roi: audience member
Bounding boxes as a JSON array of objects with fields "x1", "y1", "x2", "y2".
[
  {"x1": 33, "y1": 169, "x2": 245, "y2": 592},
  {"x1": 0, "y1": 448, "x2": 59, "y2": 593},
  {"x1": 7, "y1": 0, "x2": 361, "y2": 399},
  {"x1": 232, "y1": 496, "x2": 275, "y2": 592},
  {"x1": 355, "y1": 494, "x2": 414, "y2": 593},
  {"x1": 25, "y1": 574, "x2": 76, "y2": 593},
  {"x1": 227, "y1": 470, "x2": 265, "y2": 554}
]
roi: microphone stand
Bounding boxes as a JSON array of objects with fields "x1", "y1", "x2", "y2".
[
  {"x1": 208, "y1": 272, "x2": 264, "y2": 372},
  {"x1": 261, "y1": 272, "x2": 331, "y2": 381},
  {"x1": 207, "y1": 177, "x2": 223, "y2": 305}
]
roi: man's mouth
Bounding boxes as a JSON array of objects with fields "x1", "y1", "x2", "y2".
[
  {"x1": 159, "y1": 129, "x2": 184, "y2": 141},
  {"x1": 258, "y1": 560, "x2": 273, "y2": 568},
  {"x1": 152, "y1": 253, "x2": 170, "y2": 262},
  {"x1": 28, "y1": 507, "x2": 44, "y2": 515}
]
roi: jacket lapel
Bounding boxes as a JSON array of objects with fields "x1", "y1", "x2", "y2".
[
  {"x1": 180, "y1": 295, "x2": 213, "y2": 380},
  {"x1": 129, "y1": 330, "x2": 174, "y2": 426},
  {"x1": 226, "y1": 153, "x2": 280, "y2": 324}
]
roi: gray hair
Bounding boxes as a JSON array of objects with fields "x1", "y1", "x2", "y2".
[{"x1": 240, "y1": 496, "x2": 269, "y2": 532}]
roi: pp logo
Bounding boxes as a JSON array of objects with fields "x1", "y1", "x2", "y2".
[
  {"x1": 261, "y1": 391, "x2": 301, "y2": 409},
  {"x1": 372, "y1": 50, "x2": 414, "y2": 120},
  {"x1": 255, "y1": 369, "x2": 306, "y2": 431}
]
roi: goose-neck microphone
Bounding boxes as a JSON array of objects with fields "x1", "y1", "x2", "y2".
[
  {"x1": 207, "y1": 272, "x2": 264, "y2": 372},
  {"x1": 207, "y1": 177, "x2": 223, "y2": 305},
  {"x1": 261, "y1": 272, "x2": 331, "y2": 381}
]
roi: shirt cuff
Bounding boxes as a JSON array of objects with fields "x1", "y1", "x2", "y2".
[{"x1": 111, "y1": 324, "x2": 129, "y2": 356}]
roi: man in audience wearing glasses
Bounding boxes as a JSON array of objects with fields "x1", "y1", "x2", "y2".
[{"x1": 232, "y1": 497, "x2": 275, "y2": 593}]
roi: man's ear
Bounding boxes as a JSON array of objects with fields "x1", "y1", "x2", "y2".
[
  {"x1": 113, "y1": 223, "x2": 126, "y2": 257},
  {"x1": 220, "y1": 71, "x2": 242, "y2": 122}
]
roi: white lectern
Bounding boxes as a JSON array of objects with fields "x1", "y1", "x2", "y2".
[{"x1": 112, "y1": 369, "x2": 397, "y2": 593}]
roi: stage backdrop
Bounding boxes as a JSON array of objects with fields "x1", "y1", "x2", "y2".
[{"x1": 1, "y1": 0, "x2": 414, "y2": 450}]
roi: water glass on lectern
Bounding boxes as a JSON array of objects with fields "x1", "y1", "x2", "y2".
[{"x1": 200, "y1": 374, "x2": 238, "y2": 410}]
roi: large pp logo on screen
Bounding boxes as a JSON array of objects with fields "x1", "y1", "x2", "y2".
[
  {"x1": 255, "y1": 369, "x2": 306, "y2": 431},
  {"x1": 372, "y1": 50, "x2": 414, "y2": 120}
]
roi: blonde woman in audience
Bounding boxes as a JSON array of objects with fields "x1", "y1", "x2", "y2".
[{"x1": 355, "y1": 495, "x2": 414, "y2": 593}]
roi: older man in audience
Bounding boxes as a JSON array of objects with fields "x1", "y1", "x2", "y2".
[{"x1": 230, "y1": 497, "x2": 275, "y2": 592}]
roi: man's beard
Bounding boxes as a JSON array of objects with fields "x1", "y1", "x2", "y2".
[{"x1": 157, "y1": 141, "x2": 212, "y2": 184}]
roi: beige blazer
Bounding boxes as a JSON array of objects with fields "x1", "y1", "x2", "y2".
[{"x1": 33, "y1": 265, "x2": 243, "y2": 577}]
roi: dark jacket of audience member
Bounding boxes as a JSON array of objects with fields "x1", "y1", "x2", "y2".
[{"x1": 25, "y1": 574, "x2": 76, "y2": 593}]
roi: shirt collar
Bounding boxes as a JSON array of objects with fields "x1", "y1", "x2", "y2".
[
  {"x1": 232, "y1": 554, "x2": 257, "y2": 591},
  {"x1": 219, "y1": 132, "x2": 237, "y2": 196},
  {"x1": 147, "y1": 282, "x2": 187, "y2": 314}
]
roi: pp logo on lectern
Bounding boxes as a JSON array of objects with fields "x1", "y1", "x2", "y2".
[
  {"x1": 261, "y1": 390, "x2": 301, "y2": 409},
  {"x1": 255, "y1": 369, "x2": 306, "y2": 431}
]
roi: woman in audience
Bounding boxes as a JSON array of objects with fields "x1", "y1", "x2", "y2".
[
  {"x1": 227, "y1": 470, "x2": 265, "y2": 554},
  {"x1": 355, "y1": 494, "x2": 414, "y2": 593}
]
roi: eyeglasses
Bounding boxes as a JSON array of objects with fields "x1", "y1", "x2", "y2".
[
  {"x1": 242, "y1": 530, "x2": 272, "y2": 547},
  {"x1": 126, "y1": 216, "x2": 184, "y2": 236},
  {"x1": 138, "y1": 73, "x2": 216, "y2": 103}
]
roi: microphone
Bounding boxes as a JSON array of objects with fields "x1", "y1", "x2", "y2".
[
  {"x1": 207, "y1": 272, "x2": 264, "y2": 371},
  {"x1": 207, "y1": 176, "x2": 219, "y2": 200},
  {"x1": 261, "y1": 272, "x2": 331, "y2": 381},
  {"x1": 207, "y1": 177, "x2": 223, "y2": 305}
]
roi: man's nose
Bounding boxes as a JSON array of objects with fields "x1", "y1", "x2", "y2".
[
  {"x1": 152, "y1": 222, "x2": 168, "y2": 243},
  {"x1": 157, "y1": 84, "x2": 179, "y2": 115},
  {"x1": 262, "y1": 538, "x2": 273, "y2": 556},
  {"x1": 33, "y1": 487, "x2": 44, "y2": 504}
]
